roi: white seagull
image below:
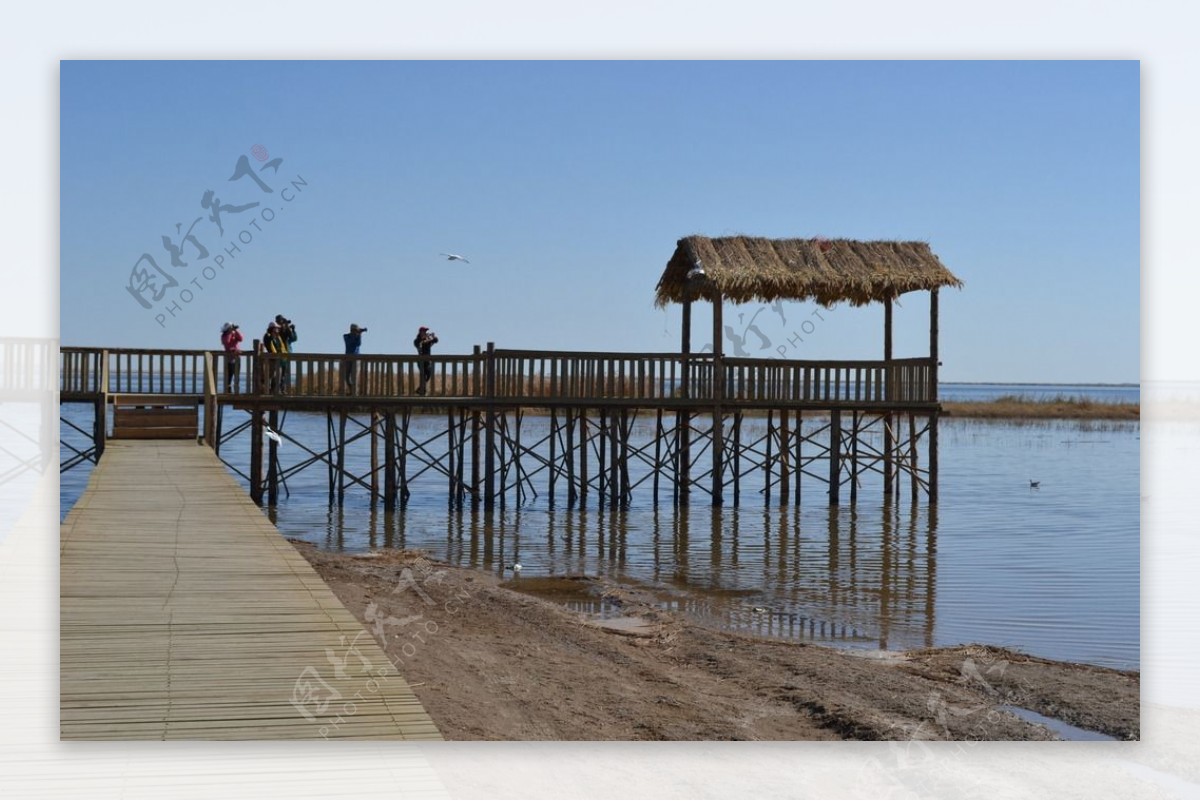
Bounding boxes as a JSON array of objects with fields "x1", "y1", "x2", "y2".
[
  {"x1": 439, "y1": 252, "x2": 470, "y2": 264},
  {"x1": 265, "y1": 427, "x2": 283, "y2": 445}
]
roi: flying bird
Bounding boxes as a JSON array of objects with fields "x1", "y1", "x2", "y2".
[
  {"x1": 265, "y1": 427, "x2": 283, "y2": 445},
  {"x1": 440, "y1": 253, "x2": 470, "y2": 263}
]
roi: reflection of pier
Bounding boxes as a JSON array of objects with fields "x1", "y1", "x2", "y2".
[
  {"x1": 61, "y1": 236, "x2": 961, "y2": 511},
  {"x1": 1, "y1": 337, "x2": 56, "y2": 484},
  {"x1": 650, "y1": 503, "x2": 938, "y2": 650},
  {"x1": 309, "y1": 500, "x2": 939, "y2": 652}
]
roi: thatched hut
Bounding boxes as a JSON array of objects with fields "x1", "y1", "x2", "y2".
[
  {"x1": 655, "y1": 236, "x2": 962, "y2": 309},
  {"x1": 655, "y1": 234, "x2": 962, "y2": 364},
  {"x1": 656, "y1": 235, "x2": 963, "y2": 505}
]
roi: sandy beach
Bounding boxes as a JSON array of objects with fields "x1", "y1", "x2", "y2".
[{"x1": 292, "y1": 541, "x2": 1139, "y2": 742}]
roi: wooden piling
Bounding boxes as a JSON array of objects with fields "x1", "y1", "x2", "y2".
[
  {"x1": 484, "y1": 341, "x2": 496, "y2": 511},
  {"x1": 336, "y1": 411, "x2": 347, "y2": 506},
  {"x1": 249, "y1": 409, "x2": 263, "y2": 505},
  {"x1": 829, "y1": 409, "x2": 841, "y2": 506},
  {"x1": 370, "y1": 410, "x2": 379, "y2": 505},
  {"x1": 779, "y1": 409, "x2": 789, "y2": 508},
  {"x1": 266, "y1": 409, "x2": 279, "y2": 506},
  {"x1": 384, "y1": 411, "x2": 397, "y2": 510}
]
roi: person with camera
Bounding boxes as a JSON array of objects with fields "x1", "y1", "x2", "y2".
[
  {"x1": 274, "y1": 314, "x2": 298, "y2": 392},
  {"x1": 260, "y1": 320, "x2": 287, "y2": 393},
  {"x1": 219, "y1": 321, "x2": 243, "y2": 392},
  {"x1": 342, "y1": 323, "x2": 367, "y2": 394},
  {"x1": 413, "y1": 325, "x2": 438, "y2": 396}
]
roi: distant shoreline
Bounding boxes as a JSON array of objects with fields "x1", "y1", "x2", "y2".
[
  {"x1": 942, "y1": 381, "x2": 1138, "y2": 388},
  {"x1": 942, "y1": 396, "x2": 1139, "y2": 420}
]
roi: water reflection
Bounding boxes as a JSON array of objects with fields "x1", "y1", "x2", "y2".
[{"x1": 287, "y1": 497, "x2": 941, "y2": 653}]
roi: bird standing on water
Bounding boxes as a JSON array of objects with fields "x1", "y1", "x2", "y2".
[{"x1": 1029, "y1": 479, "x2": 1040, "y2": 489}]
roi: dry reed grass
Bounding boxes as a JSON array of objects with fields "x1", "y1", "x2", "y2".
[
  {"x1": 943, "y1": 394, "x2": 1139, "y2": 420},
  {"x1": 655, "y1": 235, "x2": 963, "y2": 308}
]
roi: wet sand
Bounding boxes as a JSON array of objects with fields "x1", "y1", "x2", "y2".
[{"x1": 292, "y1": 542, "x2": 1139, "y2": 741}]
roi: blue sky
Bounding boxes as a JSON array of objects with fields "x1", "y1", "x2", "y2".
[{"x1": 60, "y1": 60, "x2": 1139, "y2": 383}]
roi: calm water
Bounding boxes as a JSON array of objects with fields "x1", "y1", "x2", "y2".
[{"x1": 59, "y1": 385, "x2": 1140, "y2": 670}]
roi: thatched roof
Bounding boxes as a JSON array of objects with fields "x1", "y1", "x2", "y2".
[{"x1": 654, "y1": 236, "x2": 963, "y2": 308}]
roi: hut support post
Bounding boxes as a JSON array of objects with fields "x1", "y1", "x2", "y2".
[
  {"x1": 711, "y1": 291, "x2": 724, "y2": 506},
  {"x1": 929, "y1": 287, "x2": 940, "y2": 503},
  {"x1": 679, "y1": 297, "x2": 692, "y2": 502},
  {"x1": 883, "y1": 297, "x2": 894, "y2": 496}
]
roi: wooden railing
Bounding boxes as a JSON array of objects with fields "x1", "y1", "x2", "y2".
[
  {"x1": 490, "y1": 350, "x2": 715, "y2": 401},
  {"x1": 1, "y1": 337, "x2": 58, "y2": 394},
  {"x1": 722, "y1": 357, "x2": 935, "y2": 404},
  {"x1": 59, "y1": 347, "x2": 939, "y2": 406},
  {"x1": 60, "y1": 347, "x2": 105, "y2": 396}
]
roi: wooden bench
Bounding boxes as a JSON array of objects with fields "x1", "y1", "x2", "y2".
[{"x1": 110, "y1": 394, "x2": 201, "y2": 440}]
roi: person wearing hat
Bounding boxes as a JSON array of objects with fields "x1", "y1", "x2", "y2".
[
  {"x1": 342, "y1": 323, "x2": 367, "y2": 394},
  {"x1": 274, "y1": 314, "x2": 298, "y2": 393},
  {"x1": 260, "y1": 320, "x2": 286, "y2": 393},
  {"x1": 413, "y1": 325, "x2": 439, "y2": 396},
  {"x1": 219, "y1": 321, "x2": 243, "y2": 392}
]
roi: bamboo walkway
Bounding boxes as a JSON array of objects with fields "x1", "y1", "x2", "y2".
[{"x1": 60, "y1": 440, "x2": 440, "y2": 740}]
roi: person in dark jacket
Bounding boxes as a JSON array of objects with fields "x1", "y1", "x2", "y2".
[
  {"x1": 413, "y1": 326, "x2": 438, "y2": 395},
  {"x1": 342, "y1": 323, "x2": 366, "y2": 394},
  {"x1": 274, "y1": 314, "x2": 298, "y2": 392},
  {"x1": 260, "y1": 321, "x2": 285, "y2": 393}
]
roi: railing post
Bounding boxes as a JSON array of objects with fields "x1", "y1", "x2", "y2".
[
  {"x1": 711, "y1": 291, "x2": 724, "y2": 506},
  {"x1": 203, "y1": 351, "x2": 217, "y2": 449},
  {"x1": 251, "y1": 339, "x2": 261, "y2": 395},
  {"x1": 95, "y1": 350, "x2": 109, "y2": 460}
]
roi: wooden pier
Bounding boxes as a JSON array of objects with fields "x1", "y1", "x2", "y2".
[
  {"x1": 59, "y1": 236, "x2": 961, "y2": 511},
  {"x1": 60, "y1": 439, "x2": 440, "y2": 740},
  {"x1": 60, "y1": 345, "x2": 941, "y2": 510}
]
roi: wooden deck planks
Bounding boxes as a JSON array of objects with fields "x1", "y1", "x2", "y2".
[{"x1": 60, "y1": 440, "x2": 440, "y2": 741}]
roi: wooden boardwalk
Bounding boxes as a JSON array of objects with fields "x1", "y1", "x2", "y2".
[{"x1": 60, "y1": 440, "x2": 440, "y2": 740}]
